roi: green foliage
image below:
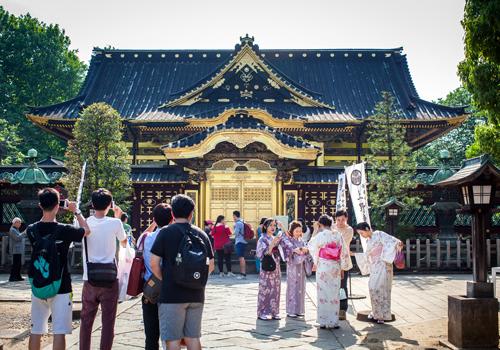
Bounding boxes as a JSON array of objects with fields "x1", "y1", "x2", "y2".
[
  {"x1": 63, "y1": 103, "x2": 131, "y2": 211},
  {"x1": 414, "y1": 87, "x2": 486, "y2": 166},
  {"x1": 465, "y1": 123, "x2": 500, "y2": 163},
  {"x1": 0, "y1": 6, "x2": 86, "y2": 159},
  {"x1": 458, "y1": 0, "x2": 500, "y2": 126},
  {"x1": 366, "y1": 92, "x2": 421, "y2": 213},
  {"x1": 0, "y1": 118, "x2": 23, "y2": 164}
]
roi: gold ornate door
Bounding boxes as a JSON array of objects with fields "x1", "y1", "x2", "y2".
[{"x1": 206, "y1": 170, "x2": 276, "y2": 230}]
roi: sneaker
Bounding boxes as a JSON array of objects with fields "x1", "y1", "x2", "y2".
[
  {"x1": 377, "y1": 319, "x2": 385, "y2": 324},
  {"x1": 219, "y1": 272, "x2": 225, "y2": 277},
  {"x1": 287, "y1": 314, "x2": 298, "y2": 318},
  {"x1": 236, "y1": 274, "x2": 247, "y2": 280},
  {"x1": 227, "y1": 272, "x2": 236, "y2": 277},
  {"x1": 339, "y1": 310, "x2": 346, "y2": 320},
  {"x1": 272, "y1": 315, "x2": 281, "y2": 320},
  {"x1": 319, "y1": 325, "x2": 327, "y2": 329},
  {"x1": 333, "y1": 325, "x2": 340, "y2": 329}
]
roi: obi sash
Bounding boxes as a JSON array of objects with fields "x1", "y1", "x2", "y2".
[{"x1": 319, "y1": 242, "x2": 341, "y2": 261}]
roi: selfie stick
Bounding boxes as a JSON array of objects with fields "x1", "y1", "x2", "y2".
[{"x1": 72, "y1": 161, "x2": 87, "y2": 228}]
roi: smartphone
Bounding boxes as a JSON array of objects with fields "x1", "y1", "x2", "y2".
[
  {"x1": 111, "y1": 200, "x2": 115, "y2": 209},
  {"x1": 59, "y1": 199, "x2": 68, "y2": 209}
]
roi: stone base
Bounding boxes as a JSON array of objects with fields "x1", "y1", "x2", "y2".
[
  {"x1": 448, "y1": 295, "x2": 498, "y2": 349},
  {"x1": 356, "y1": 310, "x2": 395, "y2": 322}
]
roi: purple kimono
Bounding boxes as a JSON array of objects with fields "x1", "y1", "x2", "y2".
[
  {"x1": 256, "y1": 234, "x2": 281, "y2": 318},
  {"x1": 281, "y1": 235, "x2": 313, "y2": 315}
]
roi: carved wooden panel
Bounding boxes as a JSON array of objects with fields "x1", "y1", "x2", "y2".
[
  {"x1": 243, "y1": 188, "x2": 272, "y2": 201},
  {"x1": 132, "y1": 185, "x2": 183, "y2": 236},
  {"x1": 211, "y1": 188, "x2": 239, "y2": 201}
]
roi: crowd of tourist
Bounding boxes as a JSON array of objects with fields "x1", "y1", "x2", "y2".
[{"x1": 7, "y1": 187, "x2": 403, "y2": 350}]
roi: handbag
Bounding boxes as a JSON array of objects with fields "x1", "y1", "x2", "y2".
[
  {"x1": 261, "y1": 254, "x2": 276, "y2": 272},
  {"x1": 143, "y1": 275, "x2": 162, "y2": 304},
  {"x1": 127, "y1": 233, "x2": 147, "y2": 297},
  {"x1": 394, "y1": 250, "x2": 405, "y2": 270},
  {"x1": 84, "y1": 237, "x2": 117, "y2": 288}
]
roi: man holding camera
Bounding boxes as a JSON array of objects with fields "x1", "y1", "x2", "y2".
[{"x1": 28, "y1": 188, "x2": 90, "y2": 350}]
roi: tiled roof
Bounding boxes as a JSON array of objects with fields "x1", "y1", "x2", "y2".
[
  {"x1": 292, "y1": 167, "x2": 343, "y2": 183},
  {"x1": 161, "y1": 115, "x2": 319, "y2": 150},
  {"x1": 130, "y1": 165, "x2": 189, "y2": 183},
  {"x1": 31, "y1": 40, "x2": 465, "y2": 122}
]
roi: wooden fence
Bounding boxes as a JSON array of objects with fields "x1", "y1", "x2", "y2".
[{"x1": 2, "y1": 236, "x2": 500, "y2": 271}]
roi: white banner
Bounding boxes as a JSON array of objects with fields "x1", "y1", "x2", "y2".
[
  {"x1": 336, "y1": 172, "x2": 347, "y2": 211},
  {"x1": 345, "y1": 162, "x2": 370, "y2": 251}
]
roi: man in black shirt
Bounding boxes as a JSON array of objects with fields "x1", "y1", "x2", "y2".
[
  {"x1": 151, "y1": 194, "x2": 214, "y2": 350},
  {"x1": 28, "y1": 188, "x2": 90, "y2": 350}
]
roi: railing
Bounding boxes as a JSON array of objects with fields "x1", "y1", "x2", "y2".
[{"x1": 1, "y1": 236, "x2": 500, "y2": 271}]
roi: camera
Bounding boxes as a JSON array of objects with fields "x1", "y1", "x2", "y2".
[{"x1": 59, "y1": 199, "x2": 68, "y2": 209}]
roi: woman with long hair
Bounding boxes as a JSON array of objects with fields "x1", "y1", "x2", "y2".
[
  {"x1": 354, "y1": 222, "x2": 402, "y2": 324},
  {"x1": 281, "y1": 220, "x2": 313, "y2": 318},
  {"x1": 308, "y1": 215, "x2": 352, "y2": 329},
  {"x1": 256, "y1": 218, "x2": 282, "y2": 320},
  {"x1": 255, "y1": 217, "x2": 267, "y2": 273},
  {"x1": 211, "y1": 215, "x2": 235, "y2": 277}
]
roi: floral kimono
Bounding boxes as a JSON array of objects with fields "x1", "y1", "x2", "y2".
[
  {"x1": 366, "y1": 230, "x2": 401, "y2": 321},
  {"x1": 308, "y1": 229, "x2": 352, "y2": 327},
  {"x1": 281, "y1": 235, "x2": 313, "y2": 316},
  {"x1": 256, "y1": 234, "x2": 282, "y2": 318}
]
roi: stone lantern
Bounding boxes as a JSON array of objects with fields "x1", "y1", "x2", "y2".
[
  {"x1": 430, "y1": 150, "x2": 461, "y2": 240},
  {"x1": 381, "y1": 197, "x2": 404, "y2": 237},
  {"x1": 436, "y1": 155, "x2": 500, "y2": 349}
]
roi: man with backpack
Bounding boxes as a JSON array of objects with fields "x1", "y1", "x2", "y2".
[
  {"x1": 27, "y1": 188, "x2": 90, "y2": 350},
  {"x1": 233, "y1": 210, "x2": 249, "y2": 280},
  {"x1": 150, "y1": 194, "x2": 214, "y2": 350}
]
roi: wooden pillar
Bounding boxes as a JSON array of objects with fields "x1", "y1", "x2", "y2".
[
  {"x1": 356, "y1": 124, "x2": 365, "y2": 163},
  {"x1": 199, "y1": 172, "x2": 207, "y2": 226}
]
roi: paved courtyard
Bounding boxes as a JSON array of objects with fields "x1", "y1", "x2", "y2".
[{"x1": 0, "y1": 273, "x2": 472, "y2": 349}]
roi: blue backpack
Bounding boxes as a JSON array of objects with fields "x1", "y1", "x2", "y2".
[{"x1": 27, "y1": 224, "x2": 62, "y2": 299}]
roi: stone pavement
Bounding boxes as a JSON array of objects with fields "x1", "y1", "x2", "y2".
[{"x1": 41, "y1": 273, "x2": 474, "y2": 350}]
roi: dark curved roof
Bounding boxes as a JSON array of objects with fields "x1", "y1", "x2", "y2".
[
  {"x1": 161, "y1": 115, "x2": 319, "y2": 150},
  {"x1": 31, "y1": 41, "x2": 466, "y2": 122}
]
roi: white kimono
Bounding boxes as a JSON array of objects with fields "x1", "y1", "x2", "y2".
[
  {"x1": 308, "y1": 228, "x2": 352, "y2": 327},
  {"x1": 365, "y1": 230, "x2": 401, "y2": 321}
]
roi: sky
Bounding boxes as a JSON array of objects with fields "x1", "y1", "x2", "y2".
[{"x1": 1, "y1": 0, "x2": 466, "y2": 101}]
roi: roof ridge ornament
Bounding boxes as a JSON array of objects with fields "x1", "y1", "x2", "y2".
[{"x1": 240, "y1": 34, "x2": 255, "y2": 47}]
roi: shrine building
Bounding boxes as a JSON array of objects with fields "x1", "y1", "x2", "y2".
[{"x1": 26, "y1": 35, "x2": 466, "y2": 233}]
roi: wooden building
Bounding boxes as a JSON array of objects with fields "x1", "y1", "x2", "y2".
[{"x1": 26, "y1": 36, "x2": 466, "y2": 233}]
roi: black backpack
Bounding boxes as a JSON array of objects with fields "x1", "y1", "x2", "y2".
[
  {"x1": 27, "y1": 224, "x2": 63, "y2": 299},
  {"x1": 172, "y1": 226, "x2": 209, "y2": 290}
]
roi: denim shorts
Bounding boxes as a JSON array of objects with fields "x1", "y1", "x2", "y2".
[{"x1": 235, "y1": 242, "x2": 247, "y2": 258}]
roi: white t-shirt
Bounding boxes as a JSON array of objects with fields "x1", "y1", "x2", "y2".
[{"x1": 82, "y1": 216, "x2": 126, "y2": 280}]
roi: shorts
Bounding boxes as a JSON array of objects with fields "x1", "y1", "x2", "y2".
[
  {"x1": 235, "y1": 242, "x2": 247, "y2": 258},
  {"x1": 31, "y1": 293, "x2": 73, "y2": 335},
  {"x1": 159, "y1": 303, "x2": 204, "y2": 341}
]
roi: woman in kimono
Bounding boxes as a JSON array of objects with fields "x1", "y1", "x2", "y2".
[
  {"x1": 354, "y1": 222, "x2": 403, "y2": 324},
  {"x1": 256, "y1": 218, "x2": 283, "y2": 320},
  {"x1": 281, "y1": 220, "x2": 313, "y2": 318},
  {"x1": 308, "y1": 215, "x2": 352, "y2": 329}
]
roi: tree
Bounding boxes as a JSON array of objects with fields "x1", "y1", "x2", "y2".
[
  {"x1": 414, "y1": 87, "x2": 486, "y2": 166},
  {"x1": 0, "y1": 118, "x2": 23, "y2": 164},
  {"x1": 365, "y1": 92, "x2": 421, "y2": 227},
  {"x1": 457, "y1": 0, "x2": 500, "y2": 163},
  {"x1": 0, "y1": 6, "x2": 86, "y2": 159},
  {"x1": 458, "y1": 0, "x2": 500, "y2": 126},
  {"x1": 64, "y1": 103, "x2": 131, "y2": 210},
  {"x1": 466, "y1": 123, "x2": 500, "y2": 163}
]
